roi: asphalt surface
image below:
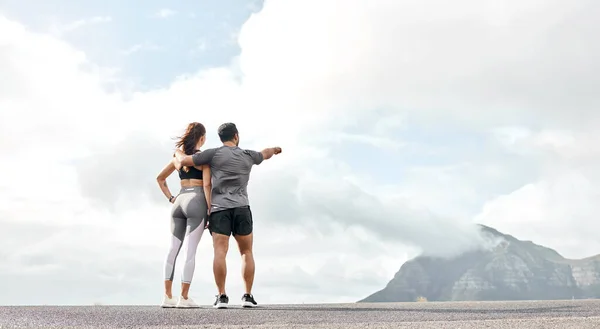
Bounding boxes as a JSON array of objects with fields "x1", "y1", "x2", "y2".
[{"x1": 2, "y1": 299, "x2": 600, "y2": 328}]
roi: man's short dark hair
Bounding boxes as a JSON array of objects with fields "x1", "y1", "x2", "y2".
[{"x1": 218, "y1": 122, "x2": 238, "y2": 142}]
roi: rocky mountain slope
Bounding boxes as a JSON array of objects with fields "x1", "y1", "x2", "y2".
[{"x1": 360, "y1": 225, "x2": 600, "y2": 302}]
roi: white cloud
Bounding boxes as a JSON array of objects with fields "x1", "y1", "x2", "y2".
[
  {"x1": 50, "y1": 16, "x2": 112, "y2": 35},
  {"x1": 238, "y1": 0, "x2": 599, "y2": 129},
  {"x1": 153, "y1": 8, "x2": 177, "y2": 19},
  {"x1": 121, "y1": 42, "x2": 161, "y2": 56},
  {"x1": 189, "y1": 38, "x2": 209, "y2": 55},
  {"x1": 2, "y1": 0, "x2": 600, "y2": 305},
  {"x1": 476, "y1": 127, "x2": 600, "y2": 259}
]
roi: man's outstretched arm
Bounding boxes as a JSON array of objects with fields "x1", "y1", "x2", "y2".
[
  {"x1": 245, "y1": 147, "x2": 282, "y2": 165},
  {"x1": 261, "y1": 146, "x2": 282, "y2": 160},
  {"x1": 257, "y1": 147, "x2": 281, "y2": 164}
]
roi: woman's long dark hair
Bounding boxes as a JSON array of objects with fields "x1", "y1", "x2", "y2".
[{"x1": 174, "y1": 122, "x2": 206, "y2": 172}]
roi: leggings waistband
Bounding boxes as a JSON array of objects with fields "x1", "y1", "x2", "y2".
[{"x1": 179, "y1": 186, "x2": 205, "y2": 194}]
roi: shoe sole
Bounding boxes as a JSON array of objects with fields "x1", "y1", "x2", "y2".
[
  {"x1": 214, "y1": 302, "x2": 228, "y2": 309},
  {"x1": 161, "y1": 305, "x2": 177, "y2": 308},
  {"x1": 177, "y1": 305, "x2": 200, "y2": 309},
  {"x1": 242, "y1": 301, "x2": 258, "y2": 308}
]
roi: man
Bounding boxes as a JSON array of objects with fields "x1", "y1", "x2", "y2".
[{"x1": 172, "y1": 122, "x2": 282, "y2": 309}]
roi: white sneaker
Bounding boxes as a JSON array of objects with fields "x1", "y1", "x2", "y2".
[
  {"x1": 161, "y1": 295, "x2": 178, "y2": 308},
  {"x1": 177, "y1": 296, "x2": 200, "y2": 308}
]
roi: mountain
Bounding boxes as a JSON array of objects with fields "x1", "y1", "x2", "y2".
[{"x1": 359, "y1": 225, "x2": 600, "y2": 302}]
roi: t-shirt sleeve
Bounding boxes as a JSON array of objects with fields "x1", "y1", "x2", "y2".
[
  {"x1": 192, "y1": 148, "x2": 218, "y2": 166},
  {"x1": 244, "y1": 149, "x2": 264, "y2": 165}
]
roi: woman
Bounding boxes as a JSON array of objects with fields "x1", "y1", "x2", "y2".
[{"x1": 156, "y1": 122, "x2": 211, "y2": 308}]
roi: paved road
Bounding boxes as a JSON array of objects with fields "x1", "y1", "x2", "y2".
[{"x1": 2, "y1": 299, "x2": 600, "y2": 328}]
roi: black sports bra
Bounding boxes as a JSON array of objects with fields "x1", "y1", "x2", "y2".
[
  {"x1": 178, "y1": 166, "x2": 203, "y2": 180},
  {"x1": 177, "y1": 150, "x2": 203, "y2": 180}
]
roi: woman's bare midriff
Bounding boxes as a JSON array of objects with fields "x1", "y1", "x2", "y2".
[{"x1": 180, "y1": 178, "x2": 204, "y2": 187}]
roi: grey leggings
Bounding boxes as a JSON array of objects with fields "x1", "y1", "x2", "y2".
[{"x1": 163, "y1": 186, "x2": 208, "y2": 283}]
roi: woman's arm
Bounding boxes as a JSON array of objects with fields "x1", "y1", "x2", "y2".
[
  {"x1": 202, "y1": 164, "x2": 212, "y2": 214},
  {"x1": 157, "y1": 161, "x2": 177, "y2": 203}
]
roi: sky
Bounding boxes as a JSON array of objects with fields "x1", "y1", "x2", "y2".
[{"x1": 1, "y1": 0, "x2": 600, "y2": 306}]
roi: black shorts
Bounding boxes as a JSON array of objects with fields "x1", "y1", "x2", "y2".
[{"x1": 208, "y1": 206, "x2": 253, "y2": 236}]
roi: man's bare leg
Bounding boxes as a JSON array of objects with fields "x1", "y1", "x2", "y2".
[
  {"x1": 234, "y1": 232, "x2": 258, "y2": 307},
  {"x1": 234, "y1": 233, "x2": 255, "y2": 294},
  {"x1": 212, "y1": 233, "x2": 229, "y2": 305}
]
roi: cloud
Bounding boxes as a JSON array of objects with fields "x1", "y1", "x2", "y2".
[
  {"x1": 2, "y1": 0, "x2": 600, "y2": 305},
  {"x1": 189, "y1": 38, "x2": 209, "y2": 56},
  {"x1": 476, "y1": 128, "x2": 600, "y2": 259},
  {"x1": 51, "y1": 16, "x2": 112, "y2": 35},
  {"x1": 238, "y1": 0, "x2": 599, "y2": 129},
  {"x1": 153, "y1": 9, "x2": 177, "y2": 19},
  {"x1": 121, "y1": 42, "x2": 161, "y2": 56}
]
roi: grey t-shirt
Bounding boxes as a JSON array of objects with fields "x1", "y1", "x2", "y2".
[{"x1": 191, "y1": 145, "x2": 264, "y2": 213}]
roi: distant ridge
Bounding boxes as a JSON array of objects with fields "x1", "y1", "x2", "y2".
[{"x1": 360, "y1": 224, "x2": 600, "y2": 302}]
